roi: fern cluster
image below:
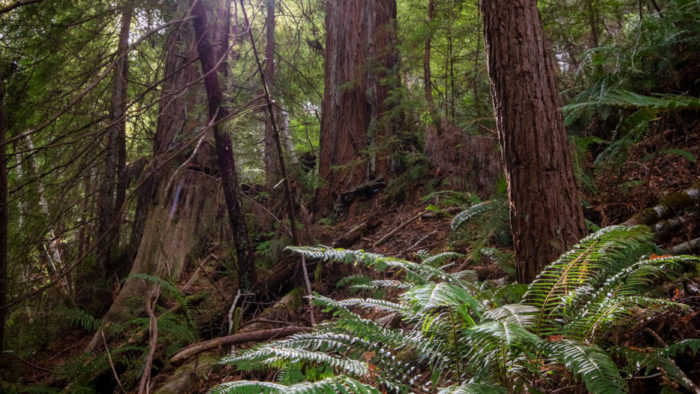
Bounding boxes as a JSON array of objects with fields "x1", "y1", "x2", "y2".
[{"x1": 212, "y1": 225, "x2": 699, "y2": 393}]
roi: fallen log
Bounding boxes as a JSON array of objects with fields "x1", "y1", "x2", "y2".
[
  {"x1": 170, "y1": 326, "x2": 309, "y2": 364},
  {"x1": 625, "y1": 179, "x2": 700, "y2": 226}
]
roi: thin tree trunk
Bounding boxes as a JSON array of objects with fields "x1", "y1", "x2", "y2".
[
  {"x1": 473, "y1": 0, "x2": 482, "y2": 119},
  {"x1": 191, "y1": 0, "x2": 256, "y2": 290},
  {"x1": 263, "y1": 0, "x2": 279, "y2": 190},
  {"x1": 0, "y1": 67, "x2": 8, "y2": 353},
  {"x1": 24, "y1": 135, "x2": 61, "y2": 274},
  {"x1": 97, "y1": 6, "x2": 132, "y2": 281},
  {"x1": 280, "y1": 107, "x2": 297, "y2": 165},
  {"x1": 587, "y1": 0, "x2": 599, "y2": 48},
  {"x1": 424, "y1": 0, "x2": 444, "y2": 134},
  {"x1": 482, "y1": 0, "x2": 586, "y2": 283}
]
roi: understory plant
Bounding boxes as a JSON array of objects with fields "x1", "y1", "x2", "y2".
[{"x1": 211, "y1": 225, "x2": 699, "y2": 393}]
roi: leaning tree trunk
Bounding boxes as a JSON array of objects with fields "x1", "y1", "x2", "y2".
[
  {"x1": 87, "y1": 0, "x2": 228, "y2": 349},
  {"x1": 482, "y1": 0, "x2": 586, "y2": 283},
  {"x1": 191, "y1": 0, "x2": 256, "y2": 290},
  {"x1": 317, "y1": 0, "x2": 399, "y2": 210}
]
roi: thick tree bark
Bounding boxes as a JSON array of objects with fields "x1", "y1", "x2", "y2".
[
  {"x1": 424, "y1": 0, "x2": 443, "y2": 135},
  {"x1": 482, "y1": 0, "x2": 586, "y2": 283},
  {"x1": 317, "y1": 0, "x2": 399, "y2": 209},
  {"x1": 191, "y1": 0, "x2": 256, "y2": 290},
  {"x1": 87, "y1": 0, "x2": 226, "y2": 349},
  {"x1": 97, "y1": 6, "x2": 132, "y2": 281},
  {"x1": 0, "y1": 67, "x2": 7, "y2": 353}
]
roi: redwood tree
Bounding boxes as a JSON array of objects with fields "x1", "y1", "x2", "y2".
[
  {"x1": 317, "y1": 0, "x2": 399, "y2": 208},
  {"x1": 481, "y1": 0, "x2": 586, "y2": 283}
]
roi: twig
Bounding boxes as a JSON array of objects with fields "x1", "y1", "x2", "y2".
[
  {"x1": 375, "y1": 212, "x2": 426, "y2": 247},
  {"x1": 170, "y1": 326, "x2": 309, "y2": 363},
  {"x1": 239, "y1": 0, "x2": 314, "y2": 326},
  {"x1": 2, "y1": 353, "x2": 51, "y2": 373},
  {"x1": 240, "y1": 318, "x2": 293, "y2": 328},
  {"x1": 193, "y1": 254, "x2": 228, "y2": 302},
  {"x1": 101, "y1": 331, "x2": 127, "y2": 394},
  {"x1": 301, "y1": 255, "x2": 315, "y2": 325},
  {"x1": 138, "y1": 286, "x2": 160, "y2": 394},
  {"x1": 227, "y1": 289, "x2": 242, "y2": 335},
  {"x1": 643, "y1": 327, "x2": 668, "y2": 347}
]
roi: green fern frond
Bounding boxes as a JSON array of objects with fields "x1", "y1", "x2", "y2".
[
  {"x1": 224, "y1": 346, "x2": 369, "y2": 377},
  {"x1": 663, "y1": 339, "x2": 700, "y2": 358},
  {"x1": 210, "y1": 376, "x2": 380, "y2": 394},
  {"x1": 452, "y1": 201, "x2": 496, "y2": 232},
  {"x1": 288, "y1": 245, "x2": 473, "y2": 286},
  {"x1": 524, "y1": 225, "x2": 654, "y2": 336},
  {"x1": 402, "y1": 282, "x2": 482, "y2": 323},
  {"x1": 422, "y1": 252, "x2": 464, "y2": 267},
  {"x1": 438, "y1": 382, "x2": 508, "y2": 394},
  {"x1": 614, "y1": 345, "x2": 698, "y2": 392},
  {"x1": 350, "y1": 279, "x2": 412, "y2": 291},
  {"x1": 128, "y1": 273, "x2": 193, "y2": 327},
  {"x1": 562, "y1": 89, "x2": 700, "y2": 112},
  {"x1": 482, "y1": 305, "x2": 538, "y2": 329},
  {"x1": 542, "y1": 339, "x2": 625, "y2": 394}
]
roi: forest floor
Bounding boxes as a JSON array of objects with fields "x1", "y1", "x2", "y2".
[{"x1": 8, "y1": 123, "x2": 700, "y2": 392}]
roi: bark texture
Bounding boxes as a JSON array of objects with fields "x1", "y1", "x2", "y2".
[
  {"x1": 97, "y1": 6, "x2": 133, "y2": 282},
  {"x1": 88, "y1": 0, "x2": 226, "y2": 346},
  {"x1": 192, "y1": 0, "x2": 256, "y2": 290},
  {"x1": 482, "y1": 0, "x2": 586, "y2": 283},
  {"x1": 423, "y1": 0, "x2": 443, "y2": 135},
  {"x1": 317, "y1": 0, "x2": 399, "y2": 209},
  {"x1": 0, "y1": 67, "x2": 7, "y2": 352}
]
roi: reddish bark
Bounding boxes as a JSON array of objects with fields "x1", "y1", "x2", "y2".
[
  {"x1": 482, "y1": 0, "x2": 586, "y2": 283},
  {"x1": 191, "y1": 0, "x2": 256, "y2": 289},
  {"x1": 424, "y1": 0, "x2": 443, "y2": 135},
  {"x1": 317, "y1": 0, "x2": 399, "y2": 210}
]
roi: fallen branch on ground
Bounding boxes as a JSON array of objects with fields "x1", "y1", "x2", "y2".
[
  {"x1": 375, "y1": 211, "x2": 426, "y2": 247},
  {"x1": 170, "y1": 326, "x2": 309, "y2": 363}
]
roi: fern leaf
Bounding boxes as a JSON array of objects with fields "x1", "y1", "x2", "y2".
[
  {"x1": 543, "y1": 339, "x2": 625, "y2": 394},
  {"x1": 482, "y1": 304, "x2": 538, "y2": 329},
  {"x1": 210, "y1": 376, "x2": 380, "y2": 394},
  {"x1": 438, "y1": 382, "x2": 508, "y2": 394},
  {"x1": 524, "y1": 225, "x2": 654, "y2": 336}
]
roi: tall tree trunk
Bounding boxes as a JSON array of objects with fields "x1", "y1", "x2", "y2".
[
  {"x1": 586, "y1": 0, "x2": 599, "y2": 48},
  {"x1": 482, "y1": 0, "x2": 586, "y2": 283},
  {"x1": 424, "y1": 0, "x2": 444, "y2": 135},
  {"x1": 88, "y1": 0, "x2": 227, "y2": 348},
  {"x1": 317, "y1": 0, "x2": 399, "y2": 209},
  {"x1": 97, "y1": 6, "x2": 132, "y2": 282},
  {"x1": 191, "y1": 0, "x2": 256, "y2": 290},
  {"x1": 262, "y1": 0, "x2": 279, "y2": 190},
  {"x1": 0, "y1": 66, "x2": 8, "y2": 353}
]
